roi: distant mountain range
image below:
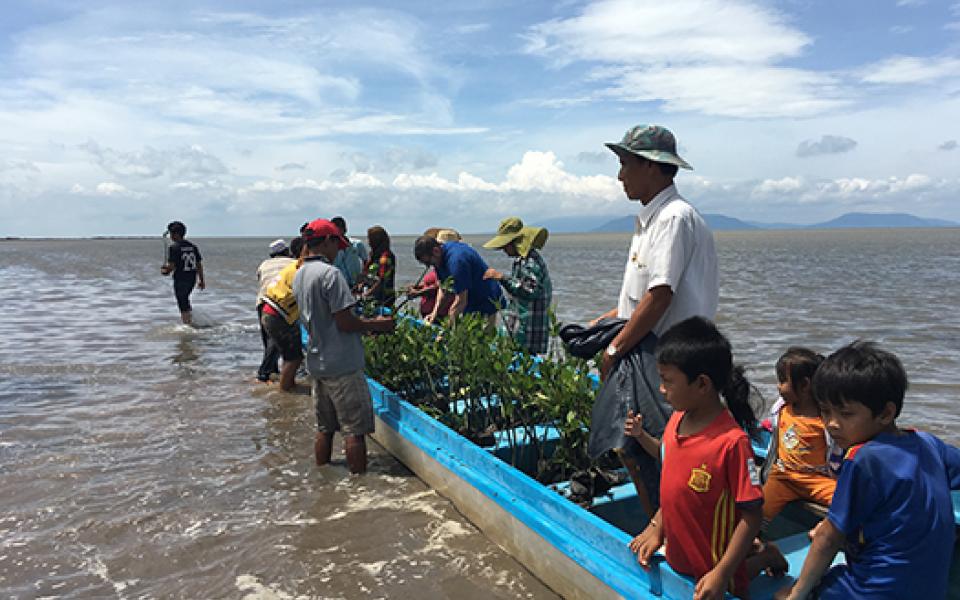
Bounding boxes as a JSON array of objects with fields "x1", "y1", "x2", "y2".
[{"x1": 552, "y1": 212, "x2": 960, "y2": 233}]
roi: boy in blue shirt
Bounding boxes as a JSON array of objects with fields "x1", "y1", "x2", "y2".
[{"x1": 776, "y1": 341, "x2": 960, "y2": 600}]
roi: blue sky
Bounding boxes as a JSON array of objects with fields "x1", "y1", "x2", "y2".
[{"x1": 1, "y1": 0, "x2": 958, "y2": 236}]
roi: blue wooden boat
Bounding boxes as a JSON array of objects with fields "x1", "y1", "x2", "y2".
[{"x1": 365, "y1": 376, "x2": 960, "y2": 599}]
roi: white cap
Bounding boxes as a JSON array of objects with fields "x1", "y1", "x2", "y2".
[{"x1": 269, "y1": 238, "x2": 287, "y2": 254}]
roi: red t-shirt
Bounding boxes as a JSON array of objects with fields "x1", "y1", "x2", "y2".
[
  {"x1": 660, "y1": 409, "x2": 763, "y2": 596},
  {"x1": 419, "y1": 269, "x2": 439, "y2": 316}
]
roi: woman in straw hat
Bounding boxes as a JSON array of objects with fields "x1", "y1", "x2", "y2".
[{"x1": 482, "y1": 217, "x2": 552, "y2": 354}]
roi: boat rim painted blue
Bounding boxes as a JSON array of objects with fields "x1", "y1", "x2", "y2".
[{"x1": 367, "y1": 377, "x2": 661, "y2": 599}]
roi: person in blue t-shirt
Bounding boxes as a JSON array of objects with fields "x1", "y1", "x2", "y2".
[
  {"x1": 776, "y1": 341, "x2": 960, "y2": 600},
  {"x1": 413, "y1": 236, "x2": 503, "y2": 326}
]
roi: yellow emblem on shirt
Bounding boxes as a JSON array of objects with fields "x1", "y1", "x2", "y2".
[{"x1": 688, "y1": 463, "x2": 712, "y2": 493}]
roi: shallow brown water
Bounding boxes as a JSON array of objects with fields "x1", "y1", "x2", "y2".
[{"x1": 1, "y1": 229, "x2": 958, "y2": 597}]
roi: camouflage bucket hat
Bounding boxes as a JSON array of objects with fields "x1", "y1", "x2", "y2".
[{"x1": 605, "y1": 124, "x2": 693, "y2": 170}]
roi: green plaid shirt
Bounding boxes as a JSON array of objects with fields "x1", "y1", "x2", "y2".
[{"x1": 499, "y1": 249, "x2": 552, "y2": 354}]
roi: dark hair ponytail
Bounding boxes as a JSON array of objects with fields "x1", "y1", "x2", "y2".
[
  {"x1": 723, "y1": 364, "x2": 759, "y2": 437},
  {"x1": 657, "y1": 316, "x2": 762, "y2": 438}
]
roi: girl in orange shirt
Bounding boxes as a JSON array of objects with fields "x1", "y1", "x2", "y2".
[{"x1": 761, "y1": 347, "x2": 840, "y2": 524}]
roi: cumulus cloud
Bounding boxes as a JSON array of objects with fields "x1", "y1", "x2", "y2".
[
  {"x1": 70, "y1": 181, "x2": 141, "y2": 197},
  {"x1": 243, "y1": 151, "x2": 619, "y2": 198},
  {"x1": 222, "y1": 151, "x2": 624, "y2": 229},
  {"x1": 343, "y1": 147, "x2": 439, "y2": 173},
  {"x1": 11, "y1": 147, "x2": 960, "y2": 235},
  {"x1": 747, "y1": 173, "x2": 940, "y2": 203},
  {"x1": 796, "y1": 135, "x2": 858, "y2": 158},
  {"x1": 861, "y1": 55, "x2": 960, "y2": 84},
  {"x1": 523, "y1": 0, "x2": 850, "y2": 118},
  {"x1": 276, "y1": 162, "x2": 306, "y2": 171},
  {"x1": 96, "y1": 182, "x2": 131, "y2": 196},
  {"x1": 223, "y1": 162, "x2": 960, "y2": 232},
  {"x1": 939, "y1": 140, "x2": 958, "y2": 151},
  {"x1": 79, "y1": 140, "x2": 228, "y2": 180}
]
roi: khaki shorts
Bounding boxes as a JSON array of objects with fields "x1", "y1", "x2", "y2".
[{"x1": 313, "y1": 371, "x2": 375, "y2": 435}]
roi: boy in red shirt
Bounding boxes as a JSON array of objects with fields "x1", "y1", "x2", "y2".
[{"x1": 630, "y1": 317, "x2": 785, "y2": 599}]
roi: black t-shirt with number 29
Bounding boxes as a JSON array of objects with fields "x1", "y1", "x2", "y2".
[{"x1": 168, "y1": 240, "x2": 202, "y2": 282}]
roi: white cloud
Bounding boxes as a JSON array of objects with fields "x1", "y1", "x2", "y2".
[
  {"x1": 69, "y1": 181, "x2": 139, "y2": 197},
  {"x1": 861, "y1": 56, "x2": 960, "y2": 84},
  {"x1": 896, "y1": 0, "x2": 925, "y2": 6},
  {"x1": 522, "y1": 0, "x2": 849, "y2": 118},
  {"x1": 525, "y1": 0, "x2": 809, "y2": 66},
  {"x1": 747, "y1": 173, "x2": 941, "y2": 203},
  {"x1": 241, "y1": 151, "x2": 620, "y2": 198},
  {"x1": 95, "y1": 182, "x2": 131, "y2": 196},
  {"x1": 346, "y1": 147, "x2": 439, "y2": 174},
  {"x1": 602, "y1": 64, "x2": 848, "y2": 118},
  {"x1": 0, "y1": 5, "x2": 481, "y2": 151},
  {"x1": 796, "y1": 135, "x2": 858, "y2": 158},
  {"x1": 752, "y1": 176, "x2": 804, "y2": 195},
  {"x1": 79, "y1": 141, "x2": 228, "y2": 180},
  {"x1": 453, "y1": 23, "x2": 490, "y2": 34},
  {"x1": 939, "y1": 140, "x2": 958, "y2": 151}
]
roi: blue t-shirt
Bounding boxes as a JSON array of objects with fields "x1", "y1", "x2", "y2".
[
  {"x1": 436, "y1": 241, "x2": 503, "y2": 316},
  {"x1": 820, "y1": 430, "x2": 960, "y2": 599}
]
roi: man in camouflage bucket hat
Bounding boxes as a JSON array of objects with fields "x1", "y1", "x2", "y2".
[
  {"x1": 605, "y1": 124, "x2": 693, "y2": 170},
  {"x1": 588, "y1": 124, "x2": 718, "y2": 518}
]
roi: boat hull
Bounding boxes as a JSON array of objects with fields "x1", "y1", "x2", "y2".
[{"x1": 368, "y1": 379, "x2": 657, "y2": 599}]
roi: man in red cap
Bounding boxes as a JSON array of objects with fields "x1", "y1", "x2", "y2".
[{"x1": 293, "y1": 218, "x2": 395, "y2": 474}]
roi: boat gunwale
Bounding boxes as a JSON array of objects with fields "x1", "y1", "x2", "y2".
[{"x1": 367, "y1": 377, "x2": 662, "y2": 599}]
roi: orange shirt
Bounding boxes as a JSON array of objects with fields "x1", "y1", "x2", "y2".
[{"x1": 776, "y1": 404, "x2": 828, "y2": 472}]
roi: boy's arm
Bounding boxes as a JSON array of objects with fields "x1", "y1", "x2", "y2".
[
  {"x1": 425, "y1": 287, "x2": 446, "y2": 324},
  {"x1": 333, "y1": 308, "x2": 395, "y2": 334},
  {"x1": 624, "y1": 410, "x2": 661, "y2": 460},
  {"x1": 161, "y1": 245, "x2": 174, "y2": 275},
  {"x1": 695, "y1": 504, "x2": 762, "y2": 600},
  {"x1": 446, "y1": 290, "x2": 468, "y2": 325},
  {"x1": 777, "y1": 518, "x2": 844, "y2": 600},
  {"x1": 628, "y1": 508, "x2": 664, "y2": 568},
  {"x1": 197, "y1": 262, "x2": 205, "y2": 290}
]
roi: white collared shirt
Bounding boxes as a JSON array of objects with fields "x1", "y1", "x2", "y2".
[{"x1": 616, "y1": 184, "x2": 718, "y2": 336}]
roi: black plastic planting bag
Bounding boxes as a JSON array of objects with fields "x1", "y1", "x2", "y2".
[
  {"x1": 560, "y1": 320, "x2": 673, "y2": 508},
  {"x1": 559, "y1": 318, "x2": 625, "y2": 359},
  {"x1": 587, "y1": 333, "x2": 672, "y2": 460},
  {"x1": 559, "y1": 320, "x2": 673, "y2": 460}
]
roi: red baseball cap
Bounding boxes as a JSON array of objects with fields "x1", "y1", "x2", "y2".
[{"x1": 302, "y1": 218, "x2": 349, "y2": 250}]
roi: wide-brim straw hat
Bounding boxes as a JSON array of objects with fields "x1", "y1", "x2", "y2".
[
  {"x1": 436, "y1": 228, "x2": 462, "y2": 243},
  {"x1": 483, "y1": 217, "x2": 548, "y2": 257}
]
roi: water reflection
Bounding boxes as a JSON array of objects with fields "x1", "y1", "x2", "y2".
[{"x1": 171, "y1": 337, "x2": 199, "y2": 365}]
